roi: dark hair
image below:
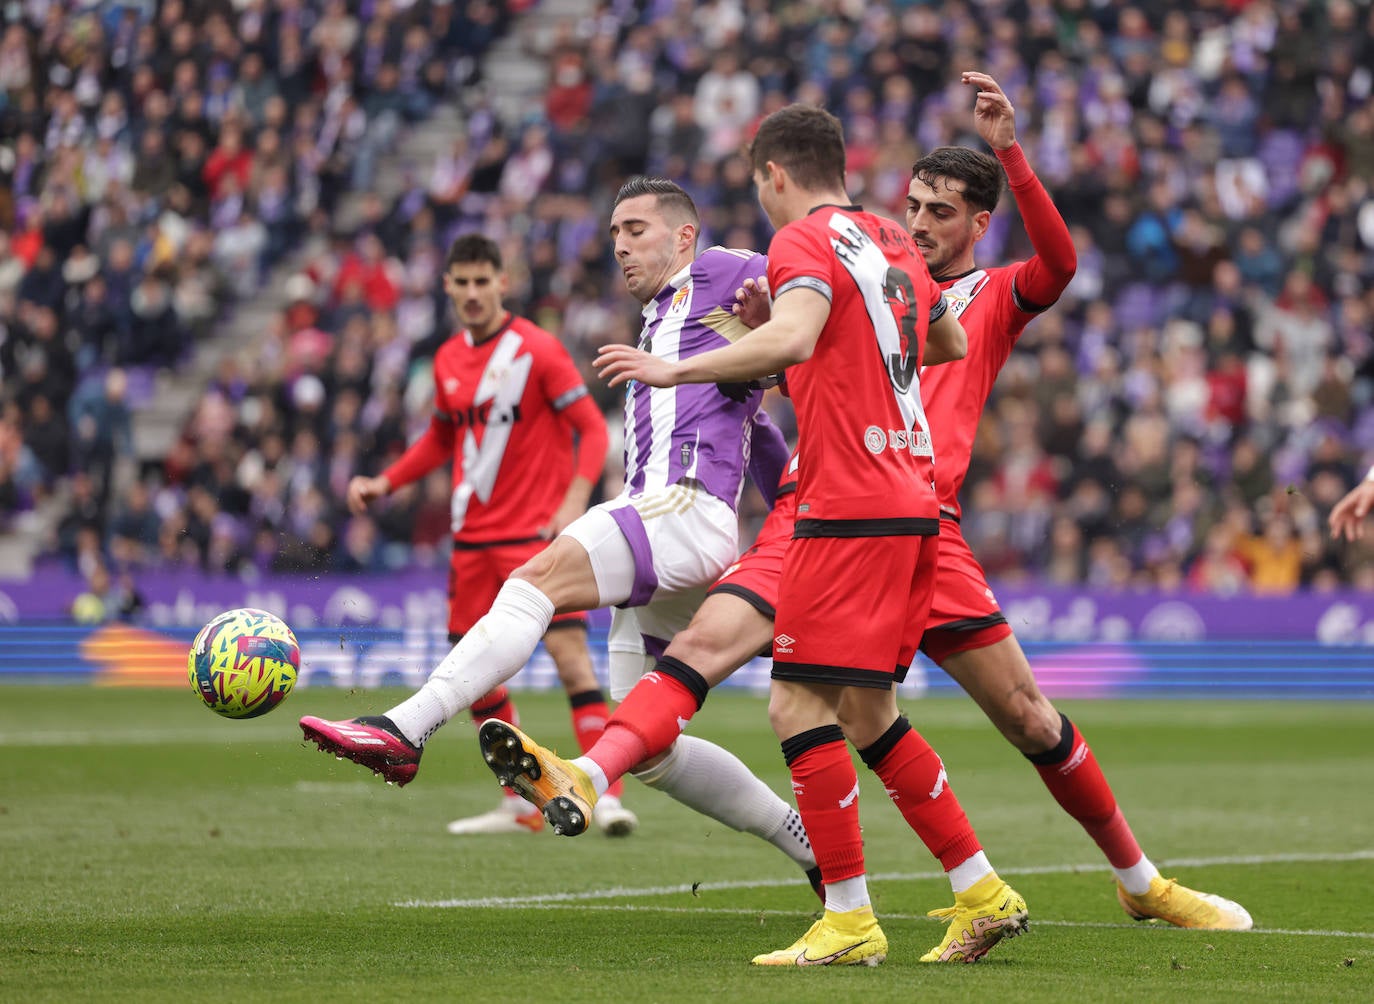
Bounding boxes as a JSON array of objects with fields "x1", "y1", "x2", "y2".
[
  {"x1": 613, "y1": 176, "x2": 700, "y2": 229},
  {"x1": 748, "y1": 104, "x2": 846, "y2": 191},
  {"x1": 910, "y1": 147, "x2": 1005, "y2": 214},
  {"x1": 445, "y1": 233, "x2": 502, "y2": 271}
]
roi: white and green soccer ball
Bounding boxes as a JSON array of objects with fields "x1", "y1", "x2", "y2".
[{"x1": 187, "y1": 608, "x2": 300, "y2": 719}]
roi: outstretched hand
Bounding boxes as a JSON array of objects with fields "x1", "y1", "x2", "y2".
[
  {"x1": 731, "y1": 276, "x2": 772, "y2": 329},
  {"x1": 346, "y1": 474, "x2": 390, "y2": 515},
  {"x1": 1329, "y1": 480, "x2": 1374, "y2": 541},
  {"x1": 963, "y1": 70, "x2": 1016, "y2": 151},
  {"x1": 595, "y1": 344, "x2": 682, "y2": 389}
]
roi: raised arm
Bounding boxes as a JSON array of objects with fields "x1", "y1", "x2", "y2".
[{"x1": 965, "y1": 70, "x2": 1077, "y2": 310}]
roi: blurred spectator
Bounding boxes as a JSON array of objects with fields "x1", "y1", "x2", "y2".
[
  {"x1": 8, "y1": 0, "x2": 1374, "y2": 600},
  {"x1": 0, "y1": 0, "x2": 523, "y2": 539},
  {"x1": 71, "y1": 563, "x2": 144, "y2": 624}
]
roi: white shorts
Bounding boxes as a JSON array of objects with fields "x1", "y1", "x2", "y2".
[{"x1": 560, "y1": 482, "x2": 739, "y2": 699}]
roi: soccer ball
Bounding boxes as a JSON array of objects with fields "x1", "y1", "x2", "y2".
[{"x1": 188, "y1": 608, "x2": 300, "y2": 719}]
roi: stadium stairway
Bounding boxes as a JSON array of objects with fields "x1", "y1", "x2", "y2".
[{"x1": 0, "y1": 0, "x2": 594, "y2": 579}]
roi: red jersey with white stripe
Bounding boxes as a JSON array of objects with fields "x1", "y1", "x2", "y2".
[
  {"x1": 419, "y1": 315, "x2": 591, "y2": 543},
  {"x1": 767, "y1": 206, "x2": 943, "y2": 531},
  {"x1": 923, "y1": 264, "x2": 1039, "y2": 519}
]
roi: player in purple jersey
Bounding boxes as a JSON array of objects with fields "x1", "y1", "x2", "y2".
[{"x1": 301, "y1": 178, "x2": 821, "y2": 889}]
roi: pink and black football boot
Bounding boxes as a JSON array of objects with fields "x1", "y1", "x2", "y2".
[{"x1": 300, "y1": 715, "x2": 422, "y2": 786}]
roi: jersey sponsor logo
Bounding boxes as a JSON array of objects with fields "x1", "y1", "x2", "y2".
[
  {"x1": 864, "y1": 426, "x2": 887, "y2": 455},
  {"x1": 450, "y1": 401, "x2": 522, "y2": 428},
  {"x1": 864, "y1": 425, "x2": 933, "y2": 457},
  {"x1": 774, "y1": 633, "x2": 796, "y2": 654}
]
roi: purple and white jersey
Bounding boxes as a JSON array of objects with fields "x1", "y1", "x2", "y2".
[{"x1": 623, "y1": 246, "x2": 767, "y2": 511}]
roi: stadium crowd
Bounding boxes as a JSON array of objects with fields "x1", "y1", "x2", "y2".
[
  {"x1": 4, "y1": 0, "x2": 1374, "y2": 615},
  {"x1": 0, "y1": 0, "x2": 519, "y2": 587}
]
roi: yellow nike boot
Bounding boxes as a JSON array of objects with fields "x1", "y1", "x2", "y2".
[{"x1": 751, "y1": 905, "x2": 888, "y2": 967}]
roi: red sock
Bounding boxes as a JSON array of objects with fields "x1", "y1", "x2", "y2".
[
  {"x1": 587, "y1": 658, "x2": 706, "y2": 785},
  {"x1": 1030, "y1": 715, "x2": 1143, "y2": 869},
  {"x1": 471, "y1": 685, "x2": 518, "y2": 727},
  {"x1": 568, "y1": 690, "x2": 623, "y2": 800},
  {"x1": 784, "y1": 727, "x2": 865, "y2": 884},
  {"x1": 861, "y1": 719, "x2": 982, "y2": 871}
]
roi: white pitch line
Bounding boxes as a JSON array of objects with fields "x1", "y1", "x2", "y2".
[
  {"x1": 396, "y1": 849, "x2": 1374, "y2": 911},
  {"x1": 397, "y1": 900, "x2": 1374, "y2": 940}
]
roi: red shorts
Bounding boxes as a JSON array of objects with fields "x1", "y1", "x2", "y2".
[
  {"x1": 920, "y1": 522, "x2": 1011, "y2": 664},
  {"x1": 448, "y1": 538, "x2": 586, "y2": 639},
  {"x1": 771, "y1": 533, "x2": 938, "y2": 690}
]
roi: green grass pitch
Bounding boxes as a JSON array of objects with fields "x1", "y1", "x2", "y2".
[{"x1": 2, "y1": 685, "x2": 1371, "y2": 1002}]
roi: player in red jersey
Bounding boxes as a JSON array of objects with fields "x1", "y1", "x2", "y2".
[
  {"x1": 905, "y1": 72, "x2": 1246, "y2": 931},
  {"x1": 505, "y1": 72, "x2": 1249, "y2": 936},
  {"x1": 595, "y1": 103, "x2": 1028, "y2": 968},
  {"x1": 342, "y1": 234, "x2": 637, "y2": 837}
]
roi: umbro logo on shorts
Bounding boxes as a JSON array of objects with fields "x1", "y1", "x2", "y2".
[{"x1": 774, "y1": 634, "x2": 796, "y2": 654}]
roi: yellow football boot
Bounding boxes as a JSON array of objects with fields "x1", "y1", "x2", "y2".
[
  {"x1": 920, "y1": 874, "x2": 1029, "y2": 963},
  {"x1": 478, "y1": 720, "x2": 598, "y2": 836},
  {"x1": 751, "y1": 906, "x2": 888, "y2": 967},
  {"x1": 1117, "y1": 877, "x2": 1253, "y2": 930}
]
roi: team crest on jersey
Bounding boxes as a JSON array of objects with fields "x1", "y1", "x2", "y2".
[
  {"x1": 670, "y1": 284, "x2": 691, "y2": 312},
  {"x1": 942, "y1": 270, "x2": 989, "y2": 318}
]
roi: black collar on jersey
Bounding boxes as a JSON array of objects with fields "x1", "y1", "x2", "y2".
[
  {"x1": 467, "y1": 311, "x2": 513, "y2": 346},
  {"x1": 932, "y1": 266, "x2": 980, "y2": 284},
  {"x1": 806, "y1": 203, "x2": 863, "y2": 216}
]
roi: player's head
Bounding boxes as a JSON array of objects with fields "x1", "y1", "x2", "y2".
[
  {"x1": 906, "y1": 147, "x2": 1005, "y2": 279},
  {"x1": 610, "y1": 177, "x2": 700, "y2": 304},
  {"x1": 748, "y1": 104, "x2": 847, "y2": 227},
  {"x1": 443, "y1": 233, "x2": 508, "y2": 339}
]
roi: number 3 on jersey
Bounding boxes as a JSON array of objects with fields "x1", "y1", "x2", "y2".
[
  {"x1": 826, "y1": 214, "x2": 932, "y2": 447},
  {"x1": 882, "y1": 267, "x2": 920, "y2": 394}
]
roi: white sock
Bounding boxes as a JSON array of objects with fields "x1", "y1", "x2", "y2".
[
  {"x1": 385, "y1": 579, "x2": 554, "y2": 746},
  {"x1": 825, "y1": 875, "x2": 871, "y2": 913},
  {"x1": 947, "y1": 850, "x2": 994, "y2": 894},
  {"x1": 1112, "y1": 855, "x2": 1160, "y2": 896},
  {"x1": 573, "y1": 756, "x2": 609, "y2": 797},
  {"x1": 631, "y1": 735, "x2": 816, "y2": 869}
]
